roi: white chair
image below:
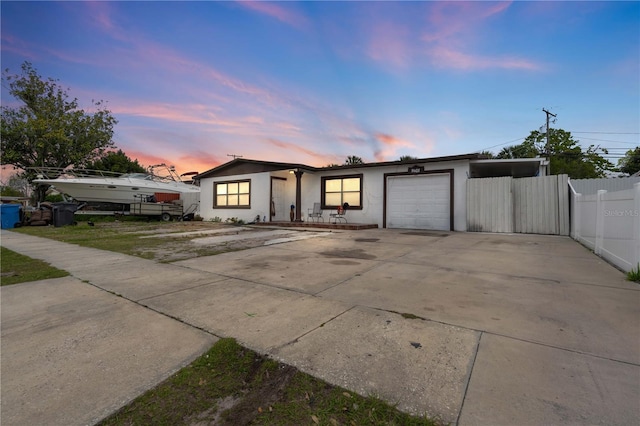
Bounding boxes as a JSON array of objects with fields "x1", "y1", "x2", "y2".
[{"x1": 307, "y1": 202, "x2": 324, "y2": 222}]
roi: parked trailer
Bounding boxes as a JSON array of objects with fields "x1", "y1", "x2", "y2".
[{"x1": 130, "y1": 201, "x2": 184, "y2": 221}]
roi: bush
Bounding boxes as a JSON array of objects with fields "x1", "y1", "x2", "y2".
[{"x1": 44, "y1": 194, "x2": 65, "y2": 203}]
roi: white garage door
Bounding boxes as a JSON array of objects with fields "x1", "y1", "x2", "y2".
[{"x1": 386, "y1": 174, "x2": 451, "y2": 230}]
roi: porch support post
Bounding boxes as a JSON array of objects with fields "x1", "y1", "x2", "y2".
[{"x1": 294, "y1": 169, "x2": 304, "y2": 222}]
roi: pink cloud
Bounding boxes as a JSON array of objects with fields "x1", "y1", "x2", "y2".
[
  {"x1": 367, "y1": 22, "x2": 411, "y2": 69},
  {"x1": 355, "y1": 1, "x2": 539, "y2": 73},
  {"x1": 373, "y1": 133, "x2": 415, "y2": 161},
  {"x1": 266, "y1": 139, "x2": 340, "y2": 166},
  {"x1": 236, "y1": 1, "x2": 309, "y2": 30},
  {"x1": 84, "y1": 1, "x2": 116, "y2": 32},
  {"x1": 376, "y1": 133, "x2": 413, "y2": 147},
  {"x1": 0, "y1": 34, "x2": 39, "y2": 60},
  {"x1": 423, "y1": 1, "x2": 512, "y2": 43},
  {"x1": 415, "y1": 2, "x2": 545, "y2": 72},
  {"x1": 427, "y1": 46, "x2": 542, "y2": 71},
  {"x1": 117, "y1": 148, "x2": 220, "y2": 177}
]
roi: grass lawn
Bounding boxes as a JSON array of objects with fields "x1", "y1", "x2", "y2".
[
  {"x1": 99, "y1": 338, "x2": 438, "y2": 426},
  {"x1": 0, "y1": 246, "x2": 69, "y2": 285}
]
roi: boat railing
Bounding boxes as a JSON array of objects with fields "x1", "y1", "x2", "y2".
[
  {"x1": 29, "y1": 167, "x2": 126, "y2": 180},
  {"x1": 30, "y1": 164, "x2": 198, "y2": 185}
]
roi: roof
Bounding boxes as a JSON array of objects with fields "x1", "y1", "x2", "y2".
[
  {"x1": 194, "y1": 158, "x2": 318, "y2": 180},
  {"x1": 195, "y1": 153, "x2": 487, "y2": 180}
]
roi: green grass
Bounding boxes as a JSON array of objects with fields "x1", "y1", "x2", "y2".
[
  {"x1": 99, "y1": 338, "x2": 438, "y2": 426},
  {"x1": 0, "y1": 246, "x2": 69, "y2": 285},
  {"x1": 12, "y1": 218, "x2": 242, "y2": 262},
  {"x1": 13, "y1": 220, "x2": 169, "y2": 259},
  {"x1": 627, "y1": 264, "x2": 640, "y2": 283}
]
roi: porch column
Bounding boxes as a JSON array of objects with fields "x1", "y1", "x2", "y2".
[{"x1": 294, "y1": 169, "x2": 304, "y2": 221}]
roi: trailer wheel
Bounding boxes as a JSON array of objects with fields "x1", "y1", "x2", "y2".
[{"x1": 161, "y1": 212, "x2": 171, "y2": 222}]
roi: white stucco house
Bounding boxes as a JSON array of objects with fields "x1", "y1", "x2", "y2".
[{"x1": 194, "y1": 153, "x2": 548, "y2": 231}]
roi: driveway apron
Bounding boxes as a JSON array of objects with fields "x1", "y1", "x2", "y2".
[{"x1": 1, "y1": 228, "x2": 638, "y2": 425}]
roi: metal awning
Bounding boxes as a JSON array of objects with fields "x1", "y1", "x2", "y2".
[{"x1": 469, "y1": 158, "x2": 549, "y2": 178}]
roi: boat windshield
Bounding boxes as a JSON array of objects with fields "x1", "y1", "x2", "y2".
[{"x1": 121, "y1": 173, "x2": 153, "y2": 180}]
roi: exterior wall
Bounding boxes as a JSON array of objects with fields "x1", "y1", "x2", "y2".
[
  {"x1": 199, "y1": 160, "x2": 471, "y2": 230},
  {"x1": 571, "y1": 182, "x2": 640, "y2": 273},
  {"x1": 300, "y1": 160, "x2": 470, "y2": 231},
  {"x1": 199, "y1": 171, "x2": 295, "y2": 223}
]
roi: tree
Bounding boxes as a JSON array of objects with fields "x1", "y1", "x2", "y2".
[
  {"x1": 399, "y1": 155, "x2": 418, "y2": 162},
  {"x1": 1, "y1": 62, "x2": 118, "y2": 201},
  {"x1": 86, "y1": 149, "x2": 145, "y2": 174},
  {"x1": 0, "y1": 185, "x2": 23, "y2": 197},
  {"x1": 496, "y1": 139, "x2": 537, "y2": 159},
  {"x1": 496, "y1": 129, "x2": 613, "y2": 179},
  {"x1": 0, "y1": 173, "x2": 29, "y2": 197},
  {"x1": 477, "y1": 151, "x2": 494, "y2": 159},
  {"x1": 344, "y1": 155, "x2": 364, "y2": 165},
  {"x1": 618, "y1": 147, "x2": 640, "y2": 176}
]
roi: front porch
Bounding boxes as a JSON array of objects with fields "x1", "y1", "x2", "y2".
[{"x1": 254, "y1": 221, "x2": 378, "y2": 230}]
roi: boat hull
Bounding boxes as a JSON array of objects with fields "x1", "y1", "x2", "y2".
[{"x1": 33, "y1": 177, "x2": 200, "y2": 204}]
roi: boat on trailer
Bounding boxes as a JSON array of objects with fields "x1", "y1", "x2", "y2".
[{"x1": 32, "y1": 164, "x2": 200, "y2": 217}]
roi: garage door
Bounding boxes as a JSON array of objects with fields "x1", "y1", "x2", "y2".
[{"x1": 386, "y1": 174, "x2": 451, "y2": 230}]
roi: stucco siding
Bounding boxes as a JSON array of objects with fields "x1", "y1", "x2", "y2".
[{"x1": 198, "y1": 160, "x2": 471, "y2": 230}]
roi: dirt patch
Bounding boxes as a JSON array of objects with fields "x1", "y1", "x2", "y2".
[
  {"x1": 88, "y1": 221, "x2": 300, "y2": 263},
  {"x1": 401, "y1": 231, "x2": 449, "y2": 237},
  {"x1": 320, "y1": 248, "x2": 377, "y2": 260},
  {"x1": 219, "y1": 365, "x2": 298, "y2": 425}
]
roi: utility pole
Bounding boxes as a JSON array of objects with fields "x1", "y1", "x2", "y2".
[
  {"x1": 542, "y1": 108, "x2": 556, "y2": 156},
  {"x1": 227, "y1": 154, "x2": 243, "y2": 160}
]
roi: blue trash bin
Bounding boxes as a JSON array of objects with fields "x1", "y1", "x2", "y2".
[{"x1": 0, "y1": 204, "x2": 22, "y2": 229}]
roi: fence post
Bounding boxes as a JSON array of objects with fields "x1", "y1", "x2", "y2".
[
  {"x1": 634, "y1": 183, "x2": 640, "y2": 270},
  {"x1": 572, "y1": 192, "x2": 582, "y2": 241},
  {"x1": 595, "y1": 189, "x2": 606, "y2": 256}
]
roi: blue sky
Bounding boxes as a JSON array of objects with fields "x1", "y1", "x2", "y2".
[{"x1": 1, "y1": 1, "x2": 638, "y2": 174}]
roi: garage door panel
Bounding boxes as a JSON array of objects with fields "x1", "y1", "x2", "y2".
[{"x1": 387, "y1": 174, "x2": 451, "y2": 230}]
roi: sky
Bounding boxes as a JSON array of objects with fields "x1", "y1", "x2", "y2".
[{"x1": 1, "y1": 1, "x2": 639, "y2": 176}]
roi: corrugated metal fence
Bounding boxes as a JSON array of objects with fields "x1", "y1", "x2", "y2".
[{"x1": 467, "y1": 174, "x2": 569, "y2": 235}]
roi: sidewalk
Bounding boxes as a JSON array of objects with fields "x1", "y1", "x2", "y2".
[{"x1": 2, "y1": 229, "x2": 639, "y2": 425}]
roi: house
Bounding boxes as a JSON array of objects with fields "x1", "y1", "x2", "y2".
[{"x1": 194, "y1": 154, "x2": 548, "y2": 231}]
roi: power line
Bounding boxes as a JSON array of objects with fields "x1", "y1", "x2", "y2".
[
  {"x1": 571, "y1": 131, "x2": 639, "y2": 135},
  {"x1": 576, "y1": 136, "x2": 640, "y2": 144},
  {"x1": 479, "y1": 136, "x2": 527, "y2": 152}
]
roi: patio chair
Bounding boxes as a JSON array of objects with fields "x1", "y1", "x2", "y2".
[
  {"x1": 330, "y1": 202, "x2": 349, "y2": 224},
  {"x1": 307, "y1": 202, "x2": 324, "y2": 222}
]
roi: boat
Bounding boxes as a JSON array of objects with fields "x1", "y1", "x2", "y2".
[{"x1": 32, "y1": 164, "x2": 200, "y2": 206}]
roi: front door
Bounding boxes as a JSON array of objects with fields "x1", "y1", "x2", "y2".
[{"x1": 270, "y1": 177, "x2": 287, "y2": 222}]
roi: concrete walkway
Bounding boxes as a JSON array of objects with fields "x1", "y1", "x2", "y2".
[{"x1": 1, "y1": 229, "x2": 639, "y2": 425}]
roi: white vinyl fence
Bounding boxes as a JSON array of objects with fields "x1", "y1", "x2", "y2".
[
  {"x1": 467, "y1": 174, "x2": 569, "y2": 235},
  {"x1": 571, "y1": 182, "x2": 640, "y2": 273}
]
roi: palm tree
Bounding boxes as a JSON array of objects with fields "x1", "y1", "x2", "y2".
[{"x1": 344, "y1": 155, "x2": 364, "y2": 165}]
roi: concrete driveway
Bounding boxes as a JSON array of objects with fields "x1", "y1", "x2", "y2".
[{"x1": 1, "y1": 228, "x2": 638, "y2": 425}]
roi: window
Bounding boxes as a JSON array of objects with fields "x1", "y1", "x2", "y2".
[
  {"x1": 215, "y1": 180, "x2": 250, "y2": 208},
  {"x1": 321, "y1": 175, "x2": 362, "y2": 209}
]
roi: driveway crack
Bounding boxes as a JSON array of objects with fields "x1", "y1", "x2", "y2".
[{"x1": 456, "y1": 331, "x2": 483, "y2": 426}]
